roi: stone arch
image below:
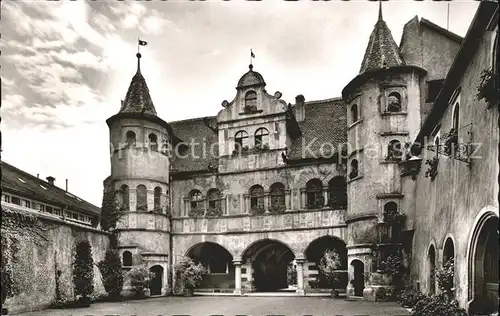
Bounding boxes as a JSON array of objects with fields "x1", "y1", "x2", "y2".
[
  {"x1": 466, "y1": 208, "x2": 499, "y2": 314},
  {"x1": 442, "y1": 235, "x2": 455, "y2": 265},
  {"x1": 241, "y1": 239, "x2": 295, "y2": 292},
  {"x1": 186, "y1": 242, "x2": 234, "y2": 275},
  {"x1": 350, "y1": 259, "x2": 365, "y2": 296},
  {"x1": 304, "y1": 236, "x2": 348, "y2": 290}
]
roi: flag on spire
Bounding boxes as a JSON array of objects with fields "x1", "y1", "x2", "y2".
[
  {"x1": 251, "y1": 49, "x2": 255, "y2": 58},
  {"x1": 139, "y1": 40, "x2": 148, "y2": 46}
]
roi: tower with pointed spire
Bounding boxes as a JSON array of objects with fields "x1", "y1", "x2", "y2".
[
  {"x1": 341, "y1": 1, "x2": 427, "y2": 301},
  {"x1": 105, "y1": 52, "x2": 174, "y2": 295}
]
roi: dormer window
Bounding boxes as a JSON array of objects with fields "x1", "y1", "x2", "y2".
[
  {"x1": 234, "y1": 130, "x2": 249, "y2": 150},
  {"x1": 244, "y1": 91, "x2": 257, "y2": 112},
  {"x1": 254, "y1": 128, "x2": 269, "y2": 149},
  {"x1": 387, "y1": 92, "x2": 401, "y2": 112}
]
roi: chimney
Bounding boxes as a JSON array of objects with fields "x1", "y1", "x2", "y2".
[
  {"x1": 295, "y1": 94, "x2": 305, "y2": 106},
  {"x1": 37, "y1": 174, "x2": 39, "y2": 178},
  {"x1": 46, "y1": 176, "x2": 55, "y2": 185},
  {"x1": 65, "y1": 179, "x2": 68, "y2": 191}
]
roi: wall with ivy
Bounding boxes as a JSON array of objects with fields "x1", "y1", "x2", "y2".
[{"x1": 2, "y1": 210, "x2": 110, "y2": 314}]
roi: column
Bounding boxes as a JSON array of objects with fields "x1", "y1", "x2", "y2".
[
  {"x1": 233, "y1": 260, "x2": 242, "y2": 295},
  {"x1": 295, "y1": 257, "x2": 305, "y2": 295},
  {"x1": 323, "y1": 187, "x2": 329, "y2": 207},
  {"x1": 300, "y1": 190, "x2": 306, "y2": 209},
  {"x1": 285, "y1": 190, "x2": 291, "y2": 210}
]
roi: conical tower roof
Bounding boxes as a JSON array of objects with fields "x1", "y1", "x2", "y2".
[
  {"x1": 359, "y1": 1, "x2": 404, "y2": 73},
  {"x1": 119, "y1": 53, "x2": 157, "y2": 116}
]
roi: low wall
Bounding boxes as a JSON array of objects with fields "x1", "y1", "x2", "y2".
[{"x1": 2, "y1": 209, "x2": 110, "y2": 314}]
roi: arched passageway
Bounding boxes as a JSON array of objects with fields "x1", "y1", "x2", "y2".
[
  {"x1": 304, "y1": 236, "x2": 347, "y2": 290},
  {"x1": 186, "y1": 242, "x2": 234, "y2": 289},
  {"x1": 468, "y1": 214, "x2": 499, "y2": 315},
  {"x1": 242, "y1": 239, "x2": 295, "y2": 292},
  {"x1": 351, "y1": 260, "x2": 364, "y2": 297},
  {"x1": 149, "y1": 265, "x2": 163, "y2": 296}
]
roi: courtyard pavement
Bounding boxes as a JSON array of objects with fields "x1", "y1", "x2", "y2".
[{"x1": 20, "y1": 296, "x2": 410, "y2": 316}]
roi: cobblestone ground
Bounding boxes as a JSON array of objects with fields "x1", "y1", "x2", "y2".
[{"x1": 20, "y1": 296, "x2": 410, "y2": 316}]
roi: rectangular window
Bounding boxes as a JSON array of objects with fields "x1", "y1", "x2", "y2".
[
  {"x1": 426, "y1": 79, "x2": 445, "y2": 103},
  {"x1": 54, "y1": 208, "x2": 61, "y2": 216},
  {"x1": 2, "y1": 195, "x2": 10, "y2": 203},
  {"x1": 72, "y1": 213, "x2": 79, "y2": 220},
  {"x1": 37, "y1": 204, "x2": 45, "y2": 212},
  {"x1": 11, "y1": 196, "x2": 21, "y2": 205},
  {"x1": 46, "y1": 206, "x2": 53, "y2": 213},
  {"x1": 79, "y1": 214, "x2": 85, "y2": 221},
  {"x1": 22, "y1": 200, "x2": 31, "y2": 208}
]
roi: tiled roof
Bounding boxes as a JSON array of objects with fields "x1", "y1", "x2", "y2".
[
  {"x1": 1, "y1": 160, "x2": 101, "y2": 216},
  {"x1": 119, "y1": 55, "x2": 157, "y2": 116},
  {"x1": 169, "y1": 117, "x2": 219, "y2": 173},
  {"x1": 288, "y1": 98, "x2": 347, "y2": 160},
  {"x1": 360, "y1": 12, "x2": 405, "y2": 73},
  {"x1": 237, "y1": 65, "x2": 266, "y2": 89}
]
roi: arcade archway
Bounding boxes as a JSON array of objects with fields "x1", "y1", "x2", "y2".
[
  {"x1": 242, "y1": 239, "x2": 295, "y2": 292},
  {"x1": 186, "y1": 242, "x2": 234, "y2": 289}
]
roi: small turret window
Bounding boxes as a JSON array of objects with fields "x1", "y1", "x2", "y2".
[
  {"x1": 351, "y1": 104, "x2": 358, "y2": 123},
  {"x1": 126, "y1": 131, "x2": 136, "y2": 147},
  {"x1": 136, "y1": 185, "x2": 148, "y2": 212},
  {"x1": 254, "y1": 128, "x2": 269, "y2": 149},
  {"x1": 121, "y1": 184, "x2": 130, "y2": 211},
  {"x1": 387, "y1": 140, "x2": 402, "y2": 161},
  {"x1": 244, "y1": 91, "x2": 257, "y2": 112},
  {"x1": 235, "y1": 130, "x2": 248, "y2": 150},
  {"x1": 154, "y1": 187, "x2": 162, "y2": 212},
  {"x1": 387, "y1": 92, "x2": 402, "y2": 112},
  {"x1": 349, "y1": 160, "x2": 359, "y2": 179},
  {"x1": 148, "y1": 133, "x2": 158, "y2": 151}
]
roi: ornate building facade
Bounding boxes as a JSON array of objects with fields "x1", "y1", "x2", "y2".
[{"x1": 104, "y1": 2, "x2": 498, "y2": 313}]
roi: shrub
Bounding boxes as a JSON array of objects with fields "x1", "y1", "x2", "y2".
[
  {"x1": 411, "y1": 293, "x2": 467, "y2": 316},
  {"x1": 379, "y1": 253, "x2": 406, "y2": 289},
  {"x1": 287, "y1": 264, "x2": 297, "y2": 285},
  {"x1": 97, "y1": 249, "x2": 124, "y2": 299},
  {"x1": 174, "y1": 257, "x2": 207, "y2": 290},
  {"x1": 436, "y1": 258, "x2": 454, "y2": 298},
  {"x1": 127, "y1": 265, "x2": 153, "y2": 297},
  {"x1": 318, "y1": 250, "x2": 342, "y2": 287},
  {"x1": 72, "y1": 240, "x2": 94, "y2": 300},
  {"x1": 397, "y1": 287, "x2": 426, "y2": 308}
]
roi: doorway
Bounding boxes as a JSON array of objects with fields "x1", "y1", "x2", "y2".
[
  {"x1": 149, "y1": 265, "x2": 163, "y2": 296},
  {"x1": 351, "y1": 260, "x2": 364, "y2": 297}
]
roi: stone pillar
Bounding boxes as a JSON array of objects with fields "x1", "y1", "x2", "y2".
[
  {"x1": 296, "y1": 257, "x2": 306, "y2": 295},
  {"x1": 323, "y1": 187, "x2": 329, "y2": 207},
  {"x1": 233, "y1": 260, "x2": 242, "y2": 295},
  {"x1": 300, "y1": 190, "x2": 306, "y2": 209},
  {"x1": 285, "y1": 190, "x2": 291, "y2": 210}
]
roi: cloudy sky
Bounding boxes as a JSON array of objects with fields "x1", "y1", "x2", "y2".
[{"x1": 1, "y1": 0, "x2": 479, "y2": 206}]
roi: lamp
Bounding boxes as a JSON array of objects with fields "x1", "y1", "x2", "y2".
[{"x1": 407, "y1": 156, "x2": 423, "y2": 180}]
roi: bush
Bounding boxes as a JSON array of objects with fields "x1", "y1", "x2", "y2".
[
  {"x1": 73, "y1": 240, "x2": 94, "y2": 300},
  {"x1": 97, "y1": 249, "x2": 124, "y2": 299},
  {"x1": 174, "y1": 257, "x2": 207, "y2": 290},
  {"x1": 411, "y1": 293, "x2": 467, "y2": 316},
  {"x1": 127, "y1": 265, "x2": 153, "y2": 297},
  {"x1": 287, "y1": 264, "x2": 297, "y2": 285},
  {"x1": 397, "y1": 287, "x2": 426, "y2": 308},
  {"x1": 318, "y1": 250, "x2": 342, "y2": 287}
]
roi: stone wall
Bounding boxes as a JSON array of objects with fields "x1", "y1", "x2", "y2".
[
  {"x1": 410, "y1": 24, "x2": 499, "y2": 308},
  {"x1": 2, "y1": 211, "x2": 110, "y2": 314}
]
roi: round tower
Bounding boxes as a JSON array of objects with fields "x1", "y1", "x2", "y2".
[
  {"x1": 341, "y1": 3, "x2": 426, "y2": 301},
  {"x1": 106, "y1": 52, "x2": 173, "y2": 295}
]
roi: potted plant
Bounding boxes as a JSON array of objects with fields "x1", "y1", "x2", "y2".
[
  {"x1": 174, "y1": 257, "x2": 206, "y2": 297},
  {"x1": 318, "y1": 250, "x2": 342, "y2": 298},
  {"x1": 127, "y1": 265, "x2": 153, "y2": 298},
  {"x1": 72, "y1": 240, "x2": 94, "y2": 307}
]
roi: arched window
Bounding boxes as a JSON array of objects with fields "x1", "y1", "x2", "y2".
[
  {"x1": 154, "y1": 187, "x2": 162, "y2": 212},
  {"x1": 452, "y1": 103, "x2": 459, "y2": 131},
  {"x1": 149, "y1": 133, "x2": 158, "y2": 151},
  {"x1": 254, "y1": 128, "x2": 269, "y2": 148},
  {"x1": 383, "y1": 202, "x2": 401, "y2": 239},
  {"x1": 387, "y1": 140, "x2": 402, "y2": 161},
  {"x1": 121, "y1": 184, "x2": 130, "y2": 211},
  {"x1": 189, "y1": 190, "x2": 203, "y2": 210},
  {"x1": 443, "y1": 238, "x2": 455, "y2": 265},
  {"x1": 349, "y1": 159, "x2": 359, "y2": 179},
  {"x1": 428, "y1": 245, "x2": 436, "y2": 295},
  {"x1": 234, "y1": 130, "x2": 248, "y2": 150},
  {"x1": 126, "y1": 131, "x2": 136, "y2": 146},
  {"x1": 122, "y1": 250, "x2": 132, "y2": 267},
  {"x1": 249, "y1": 185, "x2": 265, "y2": 210},
  {"x1": 306, "y1": 179, "x2": 323, "y2": 209},
  {"x1": 351, "y1": 104, "x2": 358, "y2": 123},
  {"x1": 207, "y1": 188, "x2": 221, "y2": 209},
  {"x1": 387, "y1": 92, "x2": 402, "y2": 112},
  {"x1": 270, "y1": 183, "x2": 285, "y2": 212},
  {"x1": 328, "y1": 177, "x2": 347, "y2": 209},
  {"x1": 244, "y1": 91, "x2": 257, "y2": 111},
  {"x1": 136, "y1": 185, "x2": 148, "y2": 212}
]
